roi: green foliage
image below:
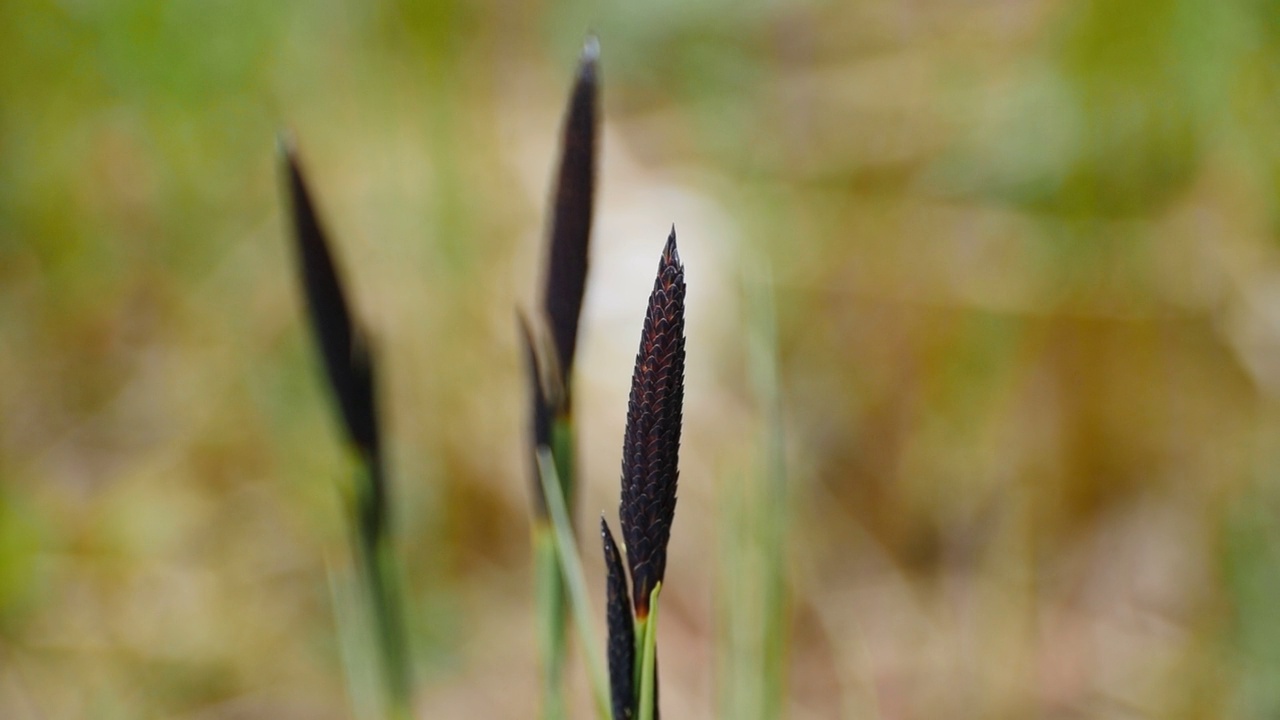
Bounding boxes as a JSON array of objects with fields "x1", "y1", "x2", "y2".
[
  {"x1": 636, "y1": 585, "x2": 661, "y2": 720},
  {"x1": 536, "y1": 449, "x2": 612, "y2": 720}
]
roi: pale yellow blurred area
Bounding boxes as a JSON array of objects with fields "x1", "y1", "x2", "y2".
[{"x1": 3, "y1": 0, "x2": 1280, "y2": 718}]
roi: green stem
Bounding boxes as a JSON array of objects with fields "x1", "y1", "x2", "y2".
[
  {"x1": 326, "y1": 552, "x2": 378, "y2": 720},
  {"x1": 354, "y1": 462, "x2": 412, "y2": 720},
  {"x1": 535, "y1": 414, "x2": 574, "y2": 719},
  {"x1": 534, "y1": 524, "x2": 568, "y2": 720},
  {"x1": 536, "y1": 448, "x2": 612, "y2": 720},
  {"x1": 637, "y1": 584, "x2": 662, "y2": 720}
]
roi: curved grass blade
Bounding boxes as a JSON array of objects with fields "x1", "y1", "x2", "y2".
[
  {"x1": 619, "y1": 228, "x2": 686, "y2": 618},
  {"x1": 602, "y1": 518, "x2": 636, "y2": 719}
]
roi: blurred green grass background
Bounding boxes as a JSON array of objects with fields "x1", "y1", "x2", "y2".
[{"x1": 4, "y1": 0, "x2": 1280, "y2": 717}]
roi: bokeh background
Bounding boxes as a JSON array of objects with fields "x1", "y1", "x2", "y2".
[{"x1": 5, "y1": 0, "x2": 1280, "y2": 717}]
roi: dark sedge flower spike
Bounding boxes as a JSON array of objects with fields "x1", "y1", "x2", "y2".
[
  {"x1": 281, "y1": 142, "x2": 380, "y2": 458},
  {"x1": 542, "y1": 35, "x2": 599, "y2": 398},
  {"x1": 601, "y1": 517, "x2": 636, "y2": 720},
  {"x1": 281, "y1": 142, "x2": 387, "y2": 533},
  {"x1": 281, "y1": 138, "x2": 410, "y2": 712},
  {"x1": 619, "y1": 227, "x2": 686, "y2": 618},
  {"x1": 526, "y1": 36, "x2": 599, "y2": 519}
]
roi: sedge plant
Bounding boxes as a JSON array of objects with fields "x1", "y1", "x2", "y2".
[
  {"x1": 281, "y1": 142, "x2": 412, "y2": 720},
  {"x1": 281, "y1": 40, "x2": 751, "y2": 720},
  {"x1": 601, "y1": 228, "x2": 687, "y2": 720},
  {"x1": 522, "y1": 35, "x2": 600, "y2": 720},
  {"x1": 531, "y1": 228, "x2": 686, "y2": 720}
]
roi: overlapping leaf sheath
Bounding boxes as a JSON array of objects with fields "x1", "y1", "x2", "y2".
[
  {"x1": 519, "y1": 313, "x2": 556, "y2": 470},
  {"x1": 601, "y1": 518, "x2": 636, "y2": 720},
  {"x1": 619, "y1": 229, "x2": 686, "y2": 618}
]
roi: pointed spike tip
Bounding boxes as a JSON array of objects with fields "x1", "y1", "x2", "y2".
[
  {"x1": 663, "y1": 226, "x2": 680, "y2": 268},
  {"x1": 580, "y1": 34, "x2": 600, "y2": 72},
  {"x1": 572, "y1": 37, "x2": 599, "y2": 86},
  {"x1": 277, "y1": 129, "x2": 298, "y2": 161}
]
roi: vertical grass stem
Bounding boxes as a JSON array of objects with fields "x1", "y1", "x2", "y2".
[{"x1": 537, "y1": 448, "x2": 612, "y2": 720}]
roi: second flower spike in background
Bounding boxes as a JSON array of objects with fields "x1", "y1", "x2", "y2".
[{"x1": 523, "y1": 36, "x2": 601, "y2": 720}]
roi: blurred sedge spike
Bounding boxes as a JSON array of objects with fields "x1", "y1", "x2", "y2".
[
  {"x1": 542, "y1": 35, "x2": 600, "y2": 394},
  {"x1": 280, "y1": 138, "x2": 409, "y2": 717},
  {"x1": 281, "y1": 142, "x2": 385, "y2": 524},
  {"x1": 528, "y1": 38, "x2": 601, "y2": 720}
]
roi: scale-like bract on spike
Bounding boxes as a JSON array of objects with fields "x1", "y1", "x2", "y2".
[
  {"x1": 542, "y1": 36, "x2": 599, "y2": 390},
  {"x1": 282, "y1": 145, "x2": 385, "y2": 528},
  {"x1": 619, "y1": 228, "x2": 686, "y2": 618},
  {"x1": 602, "y1": 518, "x2": 636, "y2": 720}
]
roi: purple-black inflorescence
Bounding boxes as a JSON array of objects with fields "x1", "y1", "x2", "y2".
[
  {"x1": 618, "y1": 228, "x2": 686, "y2": 618},
  {"x1": 542, "y1": 36, "x2": 599, "y2": 394},
  {"x1": 282, "y1": 144, "x2": 386, "y2": 536},
  {"x1": 526, "y1": 37, "x2": 600, "y2": 518}
]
